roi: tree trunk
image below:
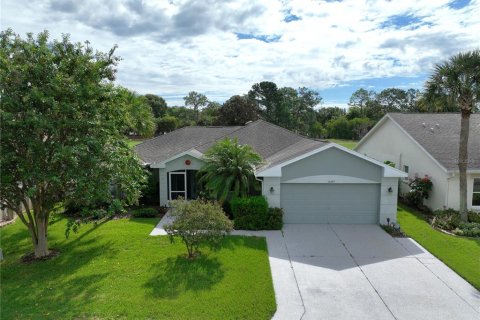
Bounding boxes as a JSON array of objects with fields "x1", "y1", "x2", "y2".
[
  {"x1": 458, "y1": 109, "x2": 470, "y2": 222},
  {"x1": 33, "y1": 216, "x2": 49, "y2": 258}
]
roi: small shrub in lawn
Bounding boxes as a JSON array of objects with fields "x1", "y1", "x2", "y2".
[
  {"x1": 230, "y1": 196, "x2": 269, "y2": 230},
  {"x1": 265, "y1": 207, "x2": 283, "y2": 230},
  {"x1": 431, "y1": 208, "x2": 461, "y2": 230},
  {"x1": 165, "y1": 198, "x2": 233, "y2": 259},
  {"x1": 130, "y1": 207, "x2": 158, "y2": 218}
]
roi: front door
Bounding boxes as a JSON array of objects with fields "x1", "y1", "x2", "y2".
[{"x1": 169, "y1": 171, "x2": 187, "y2": 200}]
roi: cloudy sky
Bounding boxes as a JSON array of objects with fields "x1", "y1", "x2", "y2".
[{"x1": 2, "y1": 0, "x2": 479, "y2": 107}]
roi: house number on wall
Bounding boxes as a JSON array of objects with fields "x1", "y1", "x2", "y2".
[{"x1": 328, "y1": 180, "x2": 335, "y2": 183}]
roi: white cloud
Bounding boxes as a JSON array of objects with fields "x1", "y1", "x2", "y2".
[{"x1": 1, "y1": 0, "x2": 479, "y2": 105}]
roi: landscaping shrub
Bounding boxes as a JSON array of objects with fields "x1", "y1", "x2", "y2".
[
  {"x1": 165, "y1": 199, "x2": 233, "y2": 258},
  {"x1": 265, "y1": 207, "x2": 283, "y2": 230},
  {"x1": 405, "y1": 175, "x2": 433, "y2": 207},
  {"x1": 452, "y1": 222, "x2": 480, "y2": 237},
  {"x1": 468, "y1": 211, "x2": 480, "y2": 223},
  {"x1": 431, "y1": 208, "x2": 480, "y2": 237},
  {"x1": 432, "y1": 208, "x2": 461, "y2": 230},
  {"x1": 230, "y1": 196, "x2": 269, "y2": 230},
  {"x1": 130, "y1": 207, "x2": 158, "y2": 218},
  {"x1": 139, "y1": 168, "x2": 159, "y2": 206}
]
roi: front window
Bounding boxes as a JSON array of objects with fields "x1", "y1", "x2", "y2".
[
  {"x1": 403, "y1": 165, "x2": 409, "y2": 180},
  {"x1": 472, "y1": 178, "x2": 480, "y2": 206}
]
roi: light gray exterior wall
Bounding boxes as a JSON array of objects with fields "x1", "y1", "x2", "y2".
[
  {"x1": 159, "y1": 155, "x2": 205, "y2": 206},
  {"x1": 357, "y1": 118, "x2": 452, "y2": 211},
  {"x1": 379, "y1": 177, "x2": 399, "y2": 224},
  {"x1": 262, "y1": 177, "x2": 281, "y2": 208},
  {"x1": 281, "y1": 148, "x2": 383, "y2": 182}
]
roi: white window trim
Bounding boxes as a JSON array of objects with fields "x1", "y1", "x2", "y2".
[
  {"x1": 472, "y1": 178, "x2": 480, "y2": 208},
  {"x1": 169, "y1": 171, "x2": 187, "y2": 200}
]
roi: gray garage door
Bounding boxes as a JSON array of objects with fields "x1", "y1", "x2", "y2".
[{"x1": 280, "y1": 183, "x2": 380, "y2": 224}]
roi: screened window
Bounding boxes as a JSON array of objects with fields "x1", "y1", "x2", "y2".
[{"x1": 472, "y1": 178, "x2": 480, "y2": 206}]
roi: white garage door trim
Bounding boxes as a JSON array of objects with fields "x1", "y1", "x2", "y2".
[
  {"x1": 280, "y1": 183, "x2": 380, "y2": 224},
  {"x1": 282, "y1": 174, "x2": 378, "y2": 184}
]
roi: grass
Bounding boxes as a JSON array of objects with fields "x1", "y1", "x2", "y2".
[
  {"x1": 397, "y1": 204, "x2": 480, "y2": 290},
  {"x1": 328, "y1": 139, "x2": 358, "y2": 149},
  {"x1": 1, "y1": 218, "x2": 276, "y2": 319},
  {"x1": 127, "y1": 138, "x2": 144, "y2": 147}
]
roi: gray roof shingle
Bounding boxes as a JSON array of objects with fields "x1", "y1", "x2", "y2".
[
  {"x1": 388, "y1": 113, "x2": 480, "y2": 171},
  {"x1": 134, "y1": 120, "x2": 327, "y2": 168}
]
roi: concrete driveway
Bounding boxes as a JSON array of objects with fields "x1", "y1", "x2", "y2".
[{"x1": 237, "y1": 224, "x2": 480, "y2": 320}]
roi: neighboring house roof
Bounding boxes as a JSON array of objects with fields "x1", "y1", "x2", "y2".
[
  {"x1": 356, "y1": 113, "x2": 480, "y2": 172},
  {"x1": 134, "y1": 120, "x2": 326, "y2": 169}
]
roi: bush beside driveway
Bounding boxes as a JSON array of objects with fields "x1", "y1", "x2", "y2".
[{"x1": 398, "y1": 204, "x2": 480, "y2": 290}]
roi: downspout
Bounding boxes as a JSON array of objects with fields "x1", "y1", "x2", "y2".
[{"x1": 445, "y1": 172, "x2": 454, "y2": 209}]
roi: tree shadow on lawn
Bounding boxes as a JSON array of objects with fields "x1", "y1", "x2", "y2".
[
  {"x1": 221, "y1": 235, "x2": 269, "y2": 252},
  {"x1": 1, "y1": 237, "x2": 117, "y2": 318},
  {"x1": 144, "y1": 255, "x2": 224, "y2": 299}
]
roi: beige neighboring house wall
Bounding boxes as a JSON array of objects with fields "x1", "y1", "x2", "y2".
[{"x1": 356, "y1": 116, "x2": 457, "y2": 211}]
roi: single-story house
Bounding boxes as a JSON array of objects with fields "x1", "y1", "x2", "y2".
[
  {"x1": 355, "y1": 113, "x2": 480, "y2": 211},
  {"x1": 135, "y1": 120, "x2": 406, "y2": 224}
]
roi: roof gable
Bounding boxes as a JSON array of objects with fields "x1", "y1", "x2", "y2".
[
  {"x1": 257, "y1": 143, "x2": 407, "y2": 178},
  {"x1": 357, "y1": 113, "x2": 480, "y2": 172}
]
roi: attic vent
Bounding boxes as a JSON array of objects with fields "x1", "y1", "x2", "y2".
[
  {"x1": 422, "y1": 122, "x2": 426, "y2": 128},
  {"x1": 435, "y1": 123, "x2": 440, "y2": 127},
  {"x1": 430, "y1": 127, "x2": 434, "y2": 133}
]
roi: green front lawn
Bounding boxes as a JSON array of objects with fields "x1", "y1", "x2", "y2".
[
  {"x1": 328, "y1": 139, "x2": 358, "y2": 149},
  {"x1": 1, "y1": 218, "x2": 276, "y2": 319},
  {"x1": 397, "y1": 204, "x2": 480, "y2": 290}
]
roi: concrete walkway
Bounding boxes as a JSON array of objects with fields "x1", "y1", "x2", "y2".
[{"x1": 151, "y1": 221, "x2": 480, "y2": 320}]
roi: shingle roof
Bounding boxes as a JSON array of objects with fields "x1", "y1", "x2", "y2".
[
  {"x1": 388, "y1": 113, "x2": 480, "y2": 171},
  {"x1": 134, "y1": 120, "x2": 327, "y2": 168}
]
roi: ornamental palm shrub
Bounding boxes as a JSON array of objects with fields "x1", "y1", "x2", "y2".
[
  {"x1": 165, "y1": 198, "x2": 233, "y2": 259},
  {"x1": 198, "y1": 138, "x2": 263, "y2": 202}
]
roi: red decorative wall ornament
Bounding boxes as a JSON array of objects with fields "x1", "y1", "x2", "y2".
[{"x1": 185, "y1": 159, "x2": 191, "y2": 166}]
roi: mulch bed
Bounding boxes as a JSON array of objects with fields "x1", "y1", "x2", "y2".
[{"x1": 21, "y1": 249, "x2": 60, "y2": 264}]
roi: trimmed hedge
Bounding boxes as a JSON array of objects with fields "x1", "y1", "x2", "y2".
[
  {"x1": 266, "y1": 207, "x2": 283, "y2": 230},
  {"x1": 230, "y1": 196, "x2": 283, "y2": 230},
  {"x1": 130, "y1": 207, "x2": 158, "y2": 218}
]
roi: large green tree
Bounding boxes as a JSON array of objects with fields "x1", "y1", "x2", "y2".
[
  {"x1": 248, "y1": 81, "x2": 284, "y2": 124},
  {"x1": 183, "y1": 91, "x2": 208, "y2": 124},
  {"x1": 117, "y1": 87, "x2": 156, "y2": 137},
  {"x1": 218, "y1": 95, "x2": 259, "y2": 125},
  {"x1": 198, "y1": 138, "x2": 263, "y2": 201},
  {"x1": 0, "y1": 30, "x2": 147, "y2": 258},
  {"x1": 425, "y1": 50, "x2": 480, "y2": 221},
  {"x1": 144, "y1": 94, "x2": 167, "y2": 118}
]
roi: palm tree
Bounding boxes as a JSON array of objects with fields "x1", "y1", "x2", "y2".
[
  {"x1": 198, "y1": 138, "x2": 263, "y2": 201},
  {"x1": 425, "y1": 50, "x2": 480, "y2": 221}
]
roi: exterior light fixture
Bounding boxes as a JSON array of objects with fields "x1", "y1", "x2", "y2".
[
  {"x1": 388, "y1": 187, "x2": 393, "y2": 193},
  {"x1": 270, "y1": 186, "x2": 275, "y2": 193}
]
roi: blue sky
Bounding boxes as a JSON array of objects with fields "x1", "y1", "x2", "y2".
[{"x1": 2, "y1": 0, "x2": 479, "y2": 108}]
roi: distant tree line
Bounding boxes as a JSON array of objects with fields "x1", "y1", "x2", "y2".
[{"x1": 129, "y1": 81, "x2": 464, "y2": 140}]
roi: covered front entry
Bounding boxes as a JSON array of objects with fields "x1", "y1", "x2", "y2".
[
  {"x1": 280, "y1": 183, "x2": 380, "y2": 224},
  {"x1": 167, "y1": 170, "x2": 198, "y2": 200}
]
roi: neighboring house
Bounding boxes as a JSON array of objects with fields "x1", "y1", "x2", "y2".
[
  {"x1": 356, "y1": 113, "x2": 480, "y2": 211},
  {"x1": 135, "y1": 120, "x2": 406, "y2": 224}
]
